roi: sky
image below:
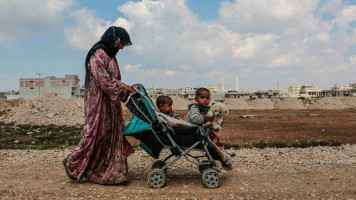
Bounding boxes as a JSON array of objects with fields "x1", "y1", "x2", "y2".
[{"x1": 0, "y1": 0, "x2": 356, "y2": 92}]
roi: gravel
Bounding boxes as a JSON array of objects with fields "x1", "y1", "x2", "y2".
[{"x1": 1, "y1": 145, "x2": 355, "y2": 199}]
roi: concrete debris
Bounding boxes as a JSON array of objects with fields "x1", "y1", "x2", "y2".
[{"x1": 0, "y1": 94, "x2": 355, "y2": 126}]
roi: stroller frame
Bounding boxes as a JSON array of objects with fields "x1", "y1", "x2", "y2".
[{"x1": 128, "y1": 87, "x2": 222, "y2": 188}]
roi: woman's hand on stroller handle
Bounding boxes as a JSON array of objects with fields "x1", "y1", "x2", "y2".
[{"x1": 126, "y1": 83, "x2": 141, "y2": 94}]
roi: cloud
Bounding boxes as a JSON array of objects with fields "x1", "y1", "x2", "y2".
[
  {"x1": 268, "y1": 54, "x2": 291, "y2": 68},
  {"x1": 318, "y1": 0, "x2": 344, "y2": 15},
  {"x1": 63, "y1": 0, "x2": 356, "y2": 89},
  {"x1": 350, "y1": 55, "x2": 356, "y2": 66},
  {"x1": 124, "y1": 64, "x2": 141, "y2": 72},
  {"x1": 64, "y1": 7, "x2": 132, "y2": 51},
  {"x1": 218, "y1": 0, "x2": 321, "y2": 33},
  {"x1": 164, "y1": 70, "x2": 176, "y2": 77},
  {"x1": 0, "y1": 0, "x2": 74, "y2": 45},
  {"x1": 231, "y1": 33, "x2": 279, "y2": 60},
  {"x1": 334, "y1": 64, "x2": 348, "y2": 72},
  {"x1": 333, "y1": 5, "x2": 356, "y2": 28}
]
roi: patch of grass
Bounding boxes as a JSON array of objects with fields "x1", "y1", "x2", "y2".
[
  {"x1": 252, "y1": 139, "x2": 343, "y2": 149},
  {"x1": 321, "y1": 132, "x2": 355, "y2": 137},
  {"x1": 0, "y1": 123, "x2": 83, "y2": 150}
]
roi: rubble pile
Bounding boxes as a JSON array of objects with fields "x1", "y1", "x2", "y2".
[
  {"x1": 247, "y1": 98, "x2": 275, "y2": 110},
  {"x1": 1, "y1": 94, "x2": 355, "y2": 126},
  {"x1": 1, "y1": 93, "x2": 84, "y2": 126},
  {"x1": 152, "y1": 97, "x2": 191, "y2": 111},
  {"x1": 0, "y1": 99, "x2": 10, "y2": 113},
  {"x1": 226, "y1": 97, "x2": 356, "y2": 110},
  {"x1": 274, "y1": 98, "x2": 306, "y2": 109},
  {"x1": 308, "y1": 97, "x2": 349, "y2": 109},
  {"x1": 225, "y1": 98, "x2": 251, "y2": 110}
]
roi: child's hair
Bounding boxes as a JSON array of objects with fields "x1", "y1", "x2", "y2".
[
  {"x1": 156, "y1": 95, "x2": 173, "y2": 107},
  {"x1": 195, "y1": 87, "x2": 210, "y2": 97}
]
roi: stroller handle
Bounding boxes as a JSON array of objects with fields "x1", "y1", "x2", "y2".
[
  {"x1": 132, "y1": 85, "x2": 159, "y2": 110},
  {"x1": 131, "y1": 85, "x2": 164, "y2": 125}
]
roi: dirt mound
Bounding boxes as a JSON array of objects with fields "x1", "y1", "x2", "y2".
[
  {"x1": 308, "y1": 97, "x2": 348, "y2": 109},
  {"x1": 224, "y1": 98, "x2": 251, "y2": 110},
  {"x1": 171, "y1": 98, "x2": 190, "y2": 110},
  {"x1": 0, "y1": 99, "x2": 10, "y2": 112},
  {"x1": 1, "y1": 93, "x2": 84, "y2": 126},
  {"x1": 342, "y1": 97, "x2": 356, "y2": 109},
  {"x1": 247, "y1": 98, "x2": 275, "y2": 109},
  {"x1": 1, "y1": 94, "x2": 356, "y2": 126},
  {"x1": 275, "y1": 98, "x2": 306, "y2": 109}
]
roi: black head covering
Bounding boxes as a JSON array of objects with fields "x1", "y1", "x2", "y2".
[{"x1": 85, "y1": 26, "x2": 132, "y2": 87}]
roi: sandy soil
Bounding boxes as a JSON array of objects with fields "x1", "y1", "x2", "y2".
[
  {"x1": 219, "y1": 109, "x2": 356, "y2": 147},
  {"x1": 125, "y1": 109, "x2": 356, "y2": 148},
  {"x1": 1, "y1": 145, "x2": 355, "y2": 199}
]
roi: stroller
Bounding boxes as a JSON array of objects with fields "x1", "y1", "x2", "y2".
[{"x1": 124, "y1": 85, "x2": 223, "y2": 188}]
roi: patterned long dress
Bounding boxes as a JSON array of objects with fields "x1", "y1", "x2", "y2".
[{"x1": 65, "y1": 49, "x2": 134, "y2": 185}]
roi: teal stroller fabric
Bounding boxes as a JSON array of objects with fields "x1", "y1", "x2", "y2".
[{"x1": 123, "y1": 85, "x2": 221, "y2": 161}]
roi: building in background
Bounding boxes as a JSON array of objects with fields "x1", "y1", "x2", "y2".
[
  {"x1": 202, "y1": 86, "x2": 219, "y2": 93},
  {"x1": 0, "y1": 90, "x2": 19, "y2": 100},
  {"x1": 300, "y1": 84, "x2": 317, "y2": 94},
  {"x1": 287, "y1": 85, "x2": 301, "y2": 96},
  {"x1": 19, "y1": 75, "x2": 82, "y2": 99}
]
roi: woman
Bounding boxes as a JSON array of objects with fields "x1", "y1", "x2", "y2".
[{"x1": 63, "y1": 26, "x2": 137, "y2": 185}]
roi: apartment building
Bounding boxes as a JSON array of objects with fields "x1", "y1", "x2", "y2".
[{"x1": 19, "y1": 75, "x2": 82, "y2": 99}]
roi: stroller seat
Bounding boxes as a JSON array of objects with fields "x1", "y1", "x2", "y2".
[{"x1": 123, "y1": 85, "x2": 224, "y2": 189}]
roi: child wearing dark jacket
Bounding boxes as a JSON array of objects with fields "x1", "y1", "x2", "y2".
[{"x1": 187, "y1": 88, "x2": 235, "y2": 170}]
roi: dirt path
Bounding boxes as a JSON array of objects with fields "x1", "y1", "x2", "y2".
[{"x1": 1, "y1": 145, "x2": 355, "y2": 199}]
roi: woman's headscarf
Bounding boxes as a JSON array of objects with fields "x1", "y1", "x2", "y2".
[{"x1": 85, "y1": 26, "x2": 132, "y2": 87}]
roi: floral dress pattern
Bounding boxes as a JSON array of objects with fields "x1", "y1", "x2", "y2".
[{"x1": 65, "y1": 49, "x2": 134, "y2": 185}]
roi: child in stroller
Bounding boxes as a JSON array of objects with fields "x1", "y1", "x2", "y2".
[
  {"x1": 187, "y1": 87, "x2": 234, "y2": 170},
  {"x1": 124, "y1": 85, "x2": 229, "y2": 188},
  {"x1": 156, "y1": 95, "x2": 176, "y2": 118}
]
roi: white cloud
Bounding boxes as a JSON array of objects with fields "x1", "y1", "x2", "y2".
[
  {"x1": 0, "y1": 0, "x2": 73, "y2": 45},
  {"x1": 64, "y1": 8, "x2": 132, "y2": 51},
  {"x1": 350, "y1": 55, "x2": 356, "y2": 66},
  {"x1": 218, "y1": 0, "x2": 321, "y2": 33},
  {"x1": 334, "y1": 64, "x2": 348, "y2": 72},
  {"x1": 333, "y1": 5, "x2": 356, "y2": 28},
  {"x1": 164, "y1": 70, "x2": 176, "y2": 77},
  {"x1": 124, "y1": 64, "x2": 141, "y2": 72},
  {"x1": 231, "y1": 33, "x2": 279, "y2": 60},
  {"x1": 62, "y1": 0, "x2": 356, "y2": 89},
  {"x1": 268, "y1": 54, "x2": 291, "y2": 68},
  {"x1": 318, "y1": 0, "x2": 344, "y2": 15}
]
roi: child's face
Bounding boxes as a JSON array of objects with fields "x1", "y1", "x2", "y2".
[
  {"x1": 195, "y1": 91, "x2": 210, "y2": 107},
  {"x1": 159, "y1": 101, "x2": 173, "y2": 114}
]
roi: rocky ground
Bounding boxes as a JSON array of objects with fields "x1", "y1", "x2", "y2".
[{"x1": 1, "y1": 145, "x2": 355, "y2": 199}]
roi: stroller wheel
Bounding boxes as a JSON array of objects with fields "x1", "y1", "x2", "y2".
[
  {"x1": 151, "y1": 160, "x2": 167, "y2": 173},
  {"x1": 148, "y1": 169, "x2": 166, "y2": 188},
  {"x1": 198, "y1": 160, "x2": 212, "y2": 174},
  {"x1": 202, "y1": 168, "x2": 221, "y2": 189}
]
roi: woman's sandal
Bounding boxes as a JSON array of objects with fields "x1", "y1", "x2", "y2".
[{"x1": 62, "y1": 158, "x2": 76, "y2": 180}]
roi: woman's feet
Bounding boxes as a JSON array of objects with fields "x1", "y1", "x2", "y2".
[{"x1": 62, "y1": 158, "x2": 76, "y2": 180}]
